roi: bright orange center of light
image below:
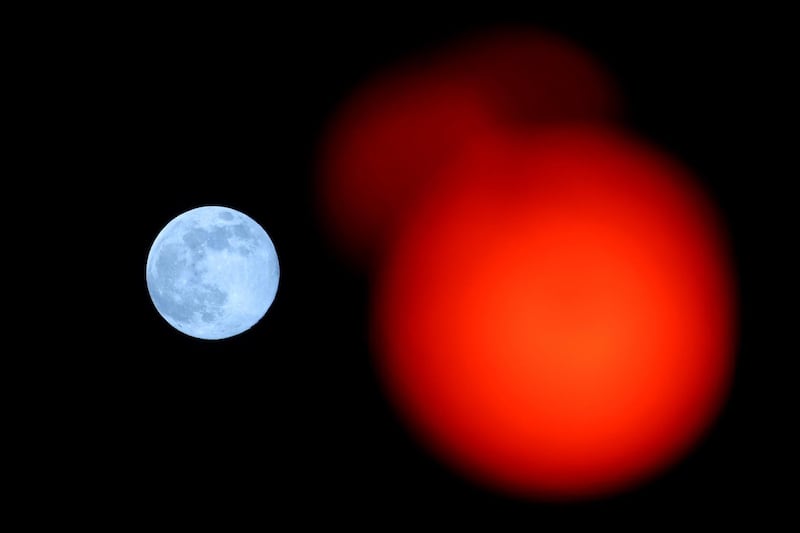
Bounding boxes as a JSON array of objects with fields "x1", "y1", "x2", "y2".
[{"x1": 373, "y1": 126, "x2": 735, "y2": 499}]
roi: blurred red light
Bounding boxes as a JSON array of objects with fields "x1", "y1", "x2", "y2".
[
  {"x1": 372, "y1": 125, "x2": 736, "y2": 499},
  {"x1": 436, "y1": 27, "x2": 621, "y2": 127},
  {"x1": 317, "y1": 28, "x2": 619, "y2": 267}
]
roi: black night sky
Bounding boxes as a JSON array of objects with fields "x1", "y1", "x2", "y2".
[{"x1": 36, "y1": 4, "x2": 790, "y2": 526}]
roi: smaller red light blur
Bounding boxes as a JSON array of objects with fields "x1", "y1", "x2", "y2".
[
  {"x1": 316, "y1": 27, "x2": 620, "y2": 268},
  {"x1": 372, "y1": 125, "x2": 736, "y2": 500},
  {"x1": 435, "y1": 27, "x2": 621, "y2": 127}
]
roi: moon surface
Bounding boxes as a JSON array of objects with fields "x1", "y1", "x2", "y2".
[{"x1": 146, "y1": 206, "x2": 280, "y2": 340}]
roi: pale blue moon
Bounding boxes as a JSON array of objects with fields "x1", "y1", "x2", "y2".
[{"x1": 146, "y1": 206, "x2": 279, "y2": 340}]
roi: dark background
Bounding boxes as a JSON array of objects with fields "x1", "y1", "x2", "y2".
[{"x1": 37, "y1": 4, "x2": 788, "y2": 526}]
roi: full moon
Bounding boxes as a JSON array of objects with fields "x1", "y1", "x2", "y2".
[{"x1": 146, "y1": 206, "x2": 279, "y2": 340}]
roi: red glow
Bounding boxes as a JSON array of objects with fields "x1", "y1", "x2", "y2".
[
  {"x1": 317, "y1": 28, "x2": 619, "y2": 267},
  {"x1": 372, "y1": 126, "x2": 736, "y2": 499},
  {"x1": 436, "y1": 27, "x2": 621, "y2": 126}
]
